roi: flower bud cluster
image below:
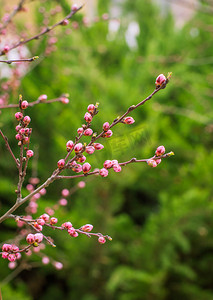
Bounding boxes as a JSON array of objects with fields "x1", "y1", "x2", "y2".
[
  {"x1": 1, "y1": 244, "x2": 21, "y2": 262},
  {"x1": 26, "y1": 233, "x2": 43, "y2": 246},
  {"x1": 147, "y1": 145, "x2": 166, "y2": 168}
]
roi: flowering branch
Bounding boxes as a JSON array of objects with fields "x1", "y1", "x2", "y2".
[
  {"x1": 0, "y1": 56, "x2": 39, "y2": 64},
  {"x1": 0, "y1": 5, "x2": 83, "y2": 57}
]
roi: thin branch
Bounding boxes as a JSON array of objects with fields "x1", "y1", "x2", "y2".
[
  {"x1": 0, "y1": 96, "x2": 67, "y2": 109},
  {"x1": 0, "y1": 56, "x2": 39, "y2": 64},
  {"x1": 0, "y1": 5, "x2": 83, "y2": 57},
  {"x1": 0, "y1": 129, "x2": 20, "y2": 168},
  {"x1": 0, "y1": 0, "x2": 26, "y2": 33}
]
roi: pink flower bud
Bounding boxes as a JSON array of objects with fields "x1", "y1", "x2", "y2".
[
  {"x1": 57, "y1": 159, "x2": 65, "y2": 169},
  {"x1": 113, "y1": 164, "x2": 122, "y2": 172},
  {"x1": 155, "y1": 145, "x2": 165, "y2": 156},
  {"x1": 103, "y1": 129, "x2": 113, "y2": 138},
  {"x1": 42, "y1": 256, "x2": 50, "y2": 264},
  {"x1": 15, "y1": 125, "x2": 22, "y2": 132},
  {"x1": 37, "y1": 218, "x2": 45, "y2": 226},
  {"x1": 3, "y1": 45, "x2": 10, "y2": 53},
  {"x1": 59, "y1": 198, "x2": 68, "y2": 206},
  {"x1": 82, "y1": 162, "x2": 91, "y2": 173},
  {"x1": 85, "y1": 146, "x2": 95, "y2": 154},
  {"x1": 39, "y1": 188, "x2": 46, "y2": 195},
  {"x1": 54, "y1": 262, "x2": 63, "y2": 270},
  {"x1": 103, "y1": 122, "x2": 110, "y2": 131},
  {"x1": 147, "y1": 159, "x2": 157, "y2": 168},
  {"x1": 26, "y1": 233, "x2": 35, "y2": 244},
  {"x1": 8, "y1": 254, "x2": 16, "y2": 262},
  {"x1": 84, "y1": 128, "x2": 93, "y2": 136},
  {"x1": 61, "y1": 188, "x2": 69, "y2": 197},
  {"x1": 34, "y1": 233, "x2": 43, "y2": 243},
  {"x1": 15, "y1": 134, "x2": 22, "y2": 141},
  {"x1": 155, "y1": 74, "x2": 167, "y2": 88},
  {"x1": 41, "y1": 213, "x2": 50, "y2": 222},
  {"x1": 26, "y1": 150, "x2": 34, "y2": 158},
  {"x1": 2, "y1": 252, "x2": 8, "y2": 259},
  {"x1": 77, "y1": 127, "x2": 84, "y2": 135},
  {"x1": 62, "y1": 19, "x2": 69, "y2": 26},
  {"x1": 50, "y1": 217, "x2": 58, "y2": 225},
  {"x1": 15, "y1": 112, "x2": 23, "y2": 121},
  {"x1": 72, "y1": 4, "x2": 78, "y2": 11},
  {"x1": 21, "y1": 100, "x2": 28, "y2": 109},
  {"x1": 84, "y1": 112, "x2": 93, "y2": 123},
  {"x1": 66, "y1": 140, "x2": 74, "y2": 151},
  {"x1": 62, "y1": 221, "x2": 72, "y2": 229},
  {"x1": 156, "y1": 159, "x2": 161, "y2": 165},
  {"x1": 123, "y1": 116, "x2": 135, "y2": 124},
  {"x1": 98, "y1": 236, "x2": 106, "y2": 244},
  {"x1": 93, "y1": 143, "x2": 104, "y2": 150},
  {"x1": 72, "y1": 164, "x2": 82, "y2": 173},
  {"x1": 74, "y1": 143, "x2": 83, "y2": 153},
  {"x1": 81, "y1": 224, "x2": 93, "y2": 232},
  {"x1": 103, "y1": 160, "x2": 113, "y2": 169},
  {"x1": 23, "y1": 116, "x2": 31, "y2": 125},
  {"x1": 2, "y1": 244, "x2": 12, "y2": 252},
  {"x1": 78, "y1": 181, "x2": 86, "y2": 188},
  {"x1": 38, "y1": 94, "x2": 47, "y2": 101},
  {"x1": 8, "y1": 261, "x2": 17, "y2": 269},
  {"x1": 87, "y1": 104, "x2": 95, "y2": 113},
  {"x1": 61, "y1": 97, "x2": 69, "y2": 104},
  {"x1": 68, "y1": 227, "x2": 76, "y2": 235},
  {"x1": 34, "y1": 223, "x2": 43, "y2": 231},
  {"x1": 11, "y1": 245, "x2": 19, "y2": 252},
  {"x1": 72, "y1": 231, "x2": 79, "y2": 237},
  {"x1": 76, "y1": 155, "x2": 86, "y2": 163},
  {"x1": 99, "y1": 168, "x2": 109, "y2": 177}
]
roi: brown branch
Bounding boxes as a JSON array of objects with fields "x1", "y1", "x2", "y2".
[
  {"x1": 0, "y1": 5, "x2": 83, "y2": 57},
  {"x1": 0, "y1": 0, "x2": 26, "y2": 33},
  {"x1": 0, "y1": 56, "x2": 39, "y2": 64},
  {"x1": 0, "y1": 129, "x2": 20, "y2": 168}
]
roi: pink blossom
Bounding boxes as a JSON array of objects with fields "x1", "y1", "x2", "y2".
[
  {"x1": 76, "y1": 155, "x2": 86, "y2": 163},
  {"x1": 62, "y1": 221, "x2": 72, "y2": 229},
  {"x1": 26, "y1": 233, "x2": 35, "y2": 244},
  {"x1": 74, "y1": 143, "x2": 83, "y2": 153},
  {"x1": 81, "y1": 224, "x2": 93, "y2": 232},
  {"x1": 77, "y1": 127, "x2": 84, "y2": 135},
  {"x1": 66, "y1": 140, "x2": 74, "y2": 151},
  {"x1": 34, "y1": 223, "x2": 43, "y2": 231},
  {"x1": 103, "y1": 160, "x2": 113, "y2": 169},
  {"x1": 103, "y1": 129, "x2": 113, "y2": 138},
  {"x1": 68, "y1": 227, "x2": 76, "y2": 236},
  {"x1": 84, "y1": 128, "x2": 93, "y2": 136},
  {"x1": 42, "y1": 256, "x2": 50, "y2": 264},
  {"x1": 103, "y1": 122, "x2": 110, "y2": 131},
  {"x1": 61, "y1": 97, "x2": 69, "y2": 104},
  {"x1": 50, "y1": 217, "x2": 58, "y2": 225},
  {"x1": 15, "y1": 112, "x2": 23, "y2": 121},
  {"x1": 41, "y1": 213, "x2": 50, "y2": 222},
  {"x1": 123, "y1": 116, "x2": 135, "y2": 124},
  {"x1": 45, "y1": 208, "x2": 55, "y2": 216},
  {"x1": 71, "y1": 4, "x2": 78, "y2": 11},
  {"x1": 147, "y1": 159, "x2": 157, "y2": 168},
  {"x1": 82, "y1": 162, "x2": 91, "y2": 174},
  {"x1": 84, "y1": 112, "x2": 93, "y2": 123},
  {"x1": 34, "y1": 233, "x2": 43, "y2": 243},
  {"x1": 54, "y1": 261, "x2": 63, "y2": 270},
  {"x1": 26, "y1": 150, "x2": 34, "y2": 158},
  {"x1": 61, "y1": 188, "x2": 69, "y2": 197},
  {"x1": 38, "y1": 94, "x2": 47, "y2": 101},
  {"x1": 93, "y1": 143, "x2": 104, "y2": 150},
  {"x1": 37, "y1": 218, "x2": 45, "y2": 225},
  {"x1": 155, "y1": 145, "x2": 165, "y2": 156},
  {"x1": 61, "y1": 19, "x2": 69, "y2": 26},
  {"x1": 113, "y1": 164, "x2": 122, "y2": 172},
  {"x1": 2, "y1": 252, "x2": 8, "y2": 259},
  {"x1": 59, "y1": 198, "x2": 68, "y2": 206},
  {"x1": 155, "y1": 74, "x2": 167, "y2": 88},
  {"x1": 99, "y1": 168, "x2": 109, "y2": 177},
  {"x1": 23, "y1": 115, "x2": 31, "y2": 125},
  {"x1": 87, "y1": 104, "x2": 95, "y2": 113},
  {"x1": 78, "y1": 181, "x2": 86, "y2": 188},
  {"x1": 85, "y1": 146, "x2": 95, "y2": 154},
  {"x1": 72, "y1": 163, "x2": 82, "y2": 173},
  {"x1": 2, "y1": 244, "x2": 12, "y2": 252},
  {"x1": 39, "y1": 188, "x2": 46, "y2": 195},
  {"x1": 8, "y1": 261, "x2": 17, "y2": 269},
  {"x1": 21, "y1": 100, "x2": 28, "y2": 109},
  {"x1": 57, "y1": 159, "x2": 65, "y2": 169},
  {"x1": 98, "y1": 236, "x2": 106, "y2": 244},
  {"x1": 8, "y1": 254, "x2": 16, "y2": 262}
]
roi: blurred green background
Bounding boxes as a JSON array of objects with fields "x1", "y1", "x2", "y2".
[{"x1": 0, "y1": 0, "x2": 213, "y2": 299}]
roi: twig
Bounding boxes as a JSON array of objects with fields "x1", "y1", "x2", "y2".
[
  {"x1": 0, "y1": 5, "x2": 83, "y2": 57},
  {"x1": 0, "y1": 129, "x2": 20, "y2": 168},
  {"x1": 0, "y1": 97, "x2": 67, "y2": 109},
  {"x1": 0, "y1": 56, "x2": 39, "y2": 64}
]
